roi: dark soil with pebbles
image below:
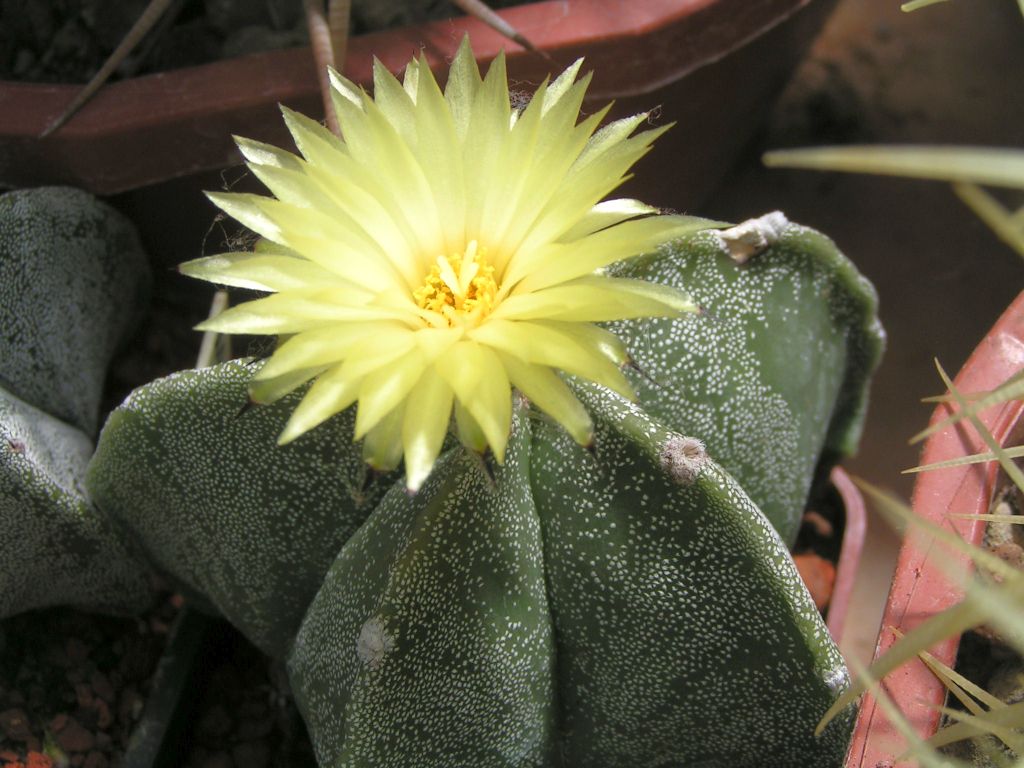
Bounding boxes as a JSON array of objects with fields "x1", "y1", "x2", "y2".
[
  {"x1": 0, "y1": 0, "x2": 530, "y2": 85},
  {"x1": 0, "y1": 599, "x2": 316, "y2": 768},
  {"x1": 0, "y1": 595, "x2": 179, "y2": 768}
]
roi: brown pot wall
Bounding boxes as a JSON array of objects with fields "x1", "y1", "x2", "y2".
[{"x1": 1, "y1": 0, "x2": 834, "y2": 202}]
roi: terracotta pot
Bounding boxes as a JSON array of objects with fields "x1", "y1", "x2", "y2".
[
  {"x1": 1, "y1": 0, "x2": 836, "y2": 205},
  {"x1": 844, "y1": 290, "x2": 1024, "y2": 767},
  {"x1": 827, "y1": 465, "x2": 867, "y2": 644}
]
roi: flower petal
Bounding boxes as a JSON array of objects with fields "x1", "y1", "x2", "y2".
[
  {"x1": 470, "y1": 319, "x2": 633, "y2": 400},
  {"x1": 179, "y1": 252, "x2": 348, "y2": 293},
  {"x1": 196, "y1": 290, "x2": 410, "y2": 335},
  {"x1": 402, "y1": 371, "x2": 455, "y2": 491},
  {"x1": 498, "y1": 352, "x2": 593, "y2": 446},
  {"x1": 493, "y1": 276, "x2": 696, "y2": 322},
  {"x1": 277, "y1": 365, "x2": 361, "y2": 444},
  {"x1": 249, "y1": 365, "x2": 328, "y2": 405},
  {"x1": 557, "y1": 198, "x2": 660, "y2": 242},
  {"x1": 362, "y1": 402, "x2": 406, "y2": 471},
  {"x1": 513, "y1": 215, "x2": 714, "y2": 294},
  {"x1": 437, "y1": 341, "x2": 511, "y2": 462},
  {"x1": 354, "y1": 350, "x2": 426, "y2": 438},
  {"x1": 444, "y1": 37, "x2": 483, "y2": 139},
  {"x1": 372, "y1": 57, "x2": 417, "y2": 143},
  {"x1": 253, "y1": 323, "x2": 405, "y2": 382}
]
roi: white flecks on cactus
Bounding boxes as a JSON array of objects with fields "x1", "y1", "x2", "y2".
[
  {"x1": 288, "y1": 410, "x2": 557, "y2": 767},
  {"x1": 90, "y1": 219, "x2": 882, "y2": 766},
  {"x1": 531, "y1": 400, "x2": 853, "y2": 767},
  {"x1": 0, "y1": 386, "x2": 151, "y2": 618},
  {"x1": 608, "y1": 222, "x2": 884, "y2": 546},
  {"x1": 0, "y1": 187, "x2": 150, "y2": 437},
  {"x1": 87, "y1": 359, "x2": 396, "y2": 658}
]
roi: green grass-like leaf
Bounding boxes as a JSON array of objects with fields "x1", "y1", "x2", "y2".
[
  {"x1": 904, "y1": 446, "x2": 1024, "y2": 475},
  {"x1": 901, "y1": 0, "x2": 951, "y2": 10},
  {"x1": 932, "y1": 360, "x2": 1024, "y2": 494},
  {"x1": 844, "y1": 654, "x2": 967, "y2": 768},
  {"x1": 763, "y1": 146, "x2": 1024, "y2": 189},
  {"x1": 913, "y1": 368, "x2": 1024, "y2": 444}
]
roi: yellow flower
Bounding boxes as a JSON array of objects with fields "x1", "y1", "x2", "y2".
[{"x1": 181, "y1": 38, "x2": 708, "y2": 491}]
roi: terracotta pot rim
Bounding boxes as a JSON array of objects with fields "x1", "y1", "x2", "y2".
[
  {"x1": 0, "y1": 0, "x2": 819, "y2": 194},
  {"x1": 845, "y1": 289, "x2": 1024, "y2": 767}
]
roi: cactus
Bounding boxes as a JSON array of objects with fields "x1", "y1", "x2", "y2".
[
  {"x1": 87, "y1": 217, "x2": 881, "y2": 766},
  {"x1": 609, "y1": 215, "x2": 884, "y2": 545},
  {"x1": 0, "y1": 187, "x2": 150, "y2": 437},
  {"x1": 0, "y1": 187, "x2": 153, "y2": 618}
]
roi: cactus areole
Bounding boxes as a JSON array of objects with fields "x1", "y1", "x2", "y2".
[{"x1": 89, "y1": 36, "x2": 884, "y2": 768}]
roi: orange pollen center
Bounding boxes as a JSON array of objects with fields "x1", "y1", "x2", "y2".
[{"x1": 413, "y1": 241, "x2": 498, "y2": 326}]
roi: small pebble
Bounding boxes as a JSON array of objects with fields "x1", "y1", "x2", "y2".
[
  {"x1": 0, "y1": 708, "x2": 32, "y2": 741},
  {"x1": 51, "y1": 715, "x2": 95, "y2": 753},
  {"x1": 89, "y1": 672, "x2": 115, "y2": 704},
  {"x1": 26, "y1": 753, "x2": 54, "y2": 768},
  {"x1": 231, "y1": 741, "x2": 270, "y2": 768},
  {"x1": 793, "y1": 552, "x2": 836, "y2": 611}
]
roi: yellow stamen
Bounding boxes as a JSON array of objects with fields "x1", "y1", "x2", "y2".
[{"x1": 414, "y1": 240, "x2": 499, "y2": 326}]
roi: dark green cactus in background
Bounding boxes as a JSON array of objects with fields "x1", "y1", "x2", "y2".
[
  {"x1": 87, "y1": 214, "x2": 883, "y2": 767},
  {"x1": 0, "y1": 187, "x2": 153, "y2": 619}
]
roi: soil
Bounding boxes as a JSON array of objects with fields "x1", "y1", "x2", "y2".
[
  {"x1": 180, "y1": 620, "x2": 315, "y2": 768},
  {"x1": 793, "y1": 479, "x2": 847, "y2": 613},
  {"x1": 0, "y1": 0, "x2": 529, "y2": 84},
  {"x1": 937, "y1": 478, "x2": 1024, "y2": 766},
  {"x1": 0, "y1": 594, "x2": 180, "y2": 768}
]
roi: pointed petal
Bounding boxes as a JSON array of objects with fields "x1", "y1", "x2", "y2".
[
  {"x1": 281, "y1": 105, "x2": 348, "y2": 165},
  {"x1": 249, "y1": 365, "x2": 327, "y2": 405},
  {"x1": 493, "y1": 276, "x2": 696, "y2": 322},
  {"x1": 514, "y1": 215, "x2": 713, "y2": 293},
  {"x1": 235, "y1": 135, "x2": 305, "y2": 171},
  {"x1": 402, "y1": 371, "x2": 455, "y2": 491},
  {"x1": 206, "y1": 191, "x2": 285, "y2": 245},
  {"x1": 437, "y1": 341, "x2": 511, "y2": 462},
  {"x1": 278, "y1": 366, "x2": 361, "y2": 444},
  {"x1": 362, "y1": 402, "x2": 406, "y2": 471},
  {"x1": 558, "y1": 198, "x2": 660, "y2": 242},
  {"x1": 179, "y1": 252, "x2": 349, "y2": 293},
  {"x1": 411, "y1": 52, "x2": 466, "y2": 253},
  {"x1": 445, "y1": 36, "x2": 483, "y2": 139},
  {"x1": 454, "y1": 399, "x2": 487, "y2": 454},
  {"x1": 499, "y1": 353, "x2": 593, "y2": 446},
  {"x1": 354, "y1": 351, "x2": 426, "y2": 438},
  {"x1": 542, "y1": 58, "x2": 584, "y2": 115},
  {"x1": 469, "y1": 320, "x2": 634, "y2": 400},
  {"x1": 372, "y1": 57, "x2": 416, "y2": 143},
  {"x1": 254, "y1": 323, "x2": 406, "y2": 382}
]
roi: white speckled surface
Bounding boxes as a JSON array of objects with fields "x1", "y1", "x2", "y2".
[
  {"x1": 0, "y1": 385, "x2": 151, "y2": 617},
  {"x1": 0, "y1": 187, "x2": 150, "y2": 437}
]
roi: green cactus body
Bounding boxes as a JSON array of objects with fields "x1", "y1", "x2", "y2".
[
  {"x1": 0, "y1": 386, "x2": 151, "y2": 617},
  {"x1": 533, "y1": 385, "x2": 852, "y2": 766},
  {"x1": 610, "y1": 218, "x2": 883, "y2": 545},
  {"x1": 87, "y1": 360, "x2": 396, "y2": 657},
  {"x1": 0, "y1": 187, "x2": 150, "y2": 437},
  {"x1": 289, "y1": 411, "x2": 557, "y2": 767},
  {"x1": 286, "y1": 392, "x2": 852, "y2": 767},
  {"x1": 0, "y1": 186, "x2": 154, "y2": 619},
  {"x1": 87, "y1": 218, "x2": 880, "y2": 766}
]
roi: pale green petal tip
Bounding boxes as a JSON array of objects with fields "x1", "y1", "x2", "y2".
[
  {"x1": 404, "y1": 459, "x2": 432, "y2": 494},
  {"x1": 327, "y1": 66, "x2": 363, "y2": 105}
]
